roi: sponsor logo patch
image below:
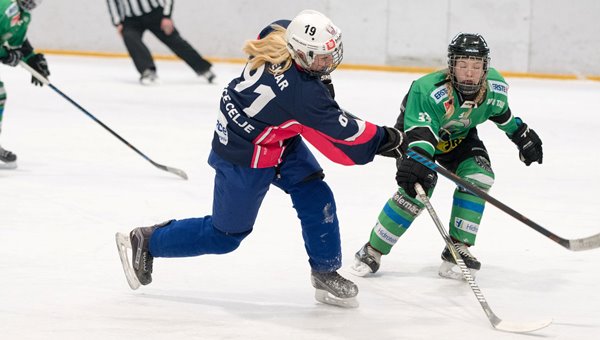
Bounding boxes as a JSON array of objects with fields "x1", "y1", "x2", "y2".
[
  {"x1": 392, "y1": 192, "x2": 421, "y2": 216},
  {"x1": 431, "y1": 85, "x2": 448, "y2": 104},
  {"x1": 325, "y1": 39, "x2": 336, "y2": 50},
  {"x1": 374, "y1": 222, "x2": 399, "y2": 246},
  {"x1": 488, "y1": 80, "x2": 508, "y2": 95},
  {"x1": 215, "y1": 111, "x2": 229, "y2": 145},
  {"x1": 5, "y1": 3, "x2": 18, "y2": 18},
  {"x1": 454, "y1": 218, "x2": 479, "y2": 235}
]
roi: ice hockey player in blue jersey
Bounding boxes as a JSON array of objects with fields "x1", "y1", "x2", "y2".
[{"x1": 115, "y1": 9, "x2": 404, "y2": 308}]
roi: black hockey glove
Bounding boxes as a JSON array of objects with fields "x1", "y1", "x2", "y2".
[
  {"x1": 509, "y1": 119, "x2": 543, "y2": 166},
  {"x1": 377, "y1": 126, "x2": 405, "y2": 158},
  {"x1": 320, "y1": 74, "x2": 335, "y2": 98},
  {"x1": 396, "y1": 148, "x2": 437, "y2": 197},
  {"x1": 26, "y1": 53, "x2": 50, "y2": 86},
  {"x1": 0, "y1": 49, "x2": 23, "y2": 67}
]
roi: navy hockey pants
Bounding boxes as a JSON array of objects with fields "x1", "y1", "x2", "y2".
[{"x1": 149, "y1": 141, "x2": 343, "y2": 272}]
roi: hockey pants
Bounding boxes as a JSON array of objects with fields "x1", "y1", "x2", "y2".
[{"x1": 149, "y1": 144, "x2": 342, "y2": 272}]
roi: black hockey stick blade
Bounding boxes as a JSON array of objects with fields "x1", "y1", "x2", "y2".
[
  {"x1": 407, "y1": 148, "x2": 599, "y2": 251},
  {"x1": 415, "y1": 184, "x2": 552, "y2": 333},
  {"x1": 20, "y1": 61, "x2": 188, "y2": 180}
]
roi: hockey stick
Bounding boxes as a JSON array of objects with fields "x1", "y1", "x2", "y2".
[
  {"x1": 414, "y1": 183, "x2": 552, "y2": 333},
  {"x1": 407, "y1": 148, "x2": 600, "y2": 251},
  {"x1": 19, "y1": 61, "x2": 188, "y2": 180}
]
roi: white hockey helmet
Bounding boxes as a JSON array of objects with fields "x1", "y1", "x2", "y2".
[
  {"x1": 17, "y1": 0, "x2": 43, "y2": 11},
  {"x1": 285, "y1": 10, "x2": 343, "y2": 76}
]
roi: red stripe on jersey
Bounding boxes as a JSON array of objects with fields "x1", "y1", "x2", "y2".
[
  {"x1": 301, "y1": 121, "x2": 378, "y2": 166},
  {"x1": 250, "y1": 119, "x2": 379, "y2": 168},
  {"x1": 251, "y1": 120, "x2": 304, "y2": 168}
]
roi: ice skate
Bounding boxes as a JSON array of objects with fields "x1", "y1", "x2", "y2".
[
  {"x1": 311, "y1": 271, "x2": 359, "y2": 308},
  {"x1": 139, "y1": 69, "x2": 159, "y2": 85},
  {"x1": 349, "y1": 243, "x2": 381, "y2": 277},
  {"x1": 199, "y1": 69, "x2": 216, "y2": 83},
  {"x1": 115, "y1": 225, "x2": 158, "y2": 289},
  {"x1": 438, "y1": 241, "x2": 480, "y2": 280},
  {"x1": 0, "y1": 145, "x2": 17, "y2": 169}
]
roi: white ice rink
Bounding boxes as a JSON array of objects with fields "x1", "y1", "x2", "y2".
[{"x1": 1, "y1": 55, "x2": 599, "y2": 339}]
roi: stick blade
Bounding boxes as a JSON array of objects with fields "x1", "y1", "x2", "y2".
[
  {"x1": 493, "y1": 318, "x2": 552, "y2": 333},
  {"x1": 153, "y1": 162, "x2": 188, "y2": 180},
  {"x1": 164, "y1": 166, "x2": 188, "y2": 180},
  {"x1": 568, "y1": 232, "x2": 600, "y2": 251}
]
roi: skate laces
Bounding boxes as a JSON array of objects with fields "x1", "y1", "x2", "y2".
[
  {"x1": 0, "y1": 147, "x2": 12, "y2": 157},
  {"x1": 312, "y1": 271, "x2": 358, "y2": 297},
  {"x1": 454, "y1": 241, "x2": 476, "y2": 260}
]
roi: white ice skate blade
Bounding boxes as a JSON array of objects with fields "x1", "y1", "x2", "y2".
[
  {"x1": 314, "y1": 289, "x2": 359, "y2": 308},
  {"x1": 115, "y1": 232, "x2": 141, "y2": 290},
  {"x1": 438, "y1": 261, "x2": 478, "y2": 280},
  {"x1": 0, "y1": 161, "x2": 17, "y2": 169},
  {"x1": 140, "y1": 78, "x2": 160, "y2": 86},
  {"x1": 348, "y1": 260, "x2": 374, "y2": 277}
]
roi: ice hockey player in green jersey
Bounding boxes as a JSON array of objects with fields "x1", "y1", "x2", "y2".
[
  {"x1": 351, "y1": 33, "x2": 543, "y2": 280},
  {"x1": 0, "y1": 0, "x2": 49, "y2": 169}
]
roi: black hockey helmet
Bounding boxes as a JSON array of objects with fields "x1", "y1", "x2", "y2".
[{"x1": 447, "y1": 33, "x2": 490, "y2": 95}]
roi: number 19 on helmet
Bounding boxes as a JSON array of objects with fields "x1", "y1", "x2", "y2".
[{"x1": 285, "y1": 10, "x2": 344, "y2": 77}]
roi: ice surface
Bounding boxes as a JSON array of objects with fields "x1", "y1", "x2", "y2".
[{"x1": 1, "y1": 56, "x2": 599, "y2": 339}]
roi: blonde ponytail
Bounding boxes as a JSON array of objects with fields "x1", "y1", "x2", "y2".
[{"x1": 242, "y1": 25, "x2": 293, "y2": 74}]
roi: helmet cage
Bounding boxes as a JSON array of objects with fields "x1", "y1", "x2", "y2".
[
  {"x1": 291, "y1": 41, "x2": 344, "y2": 77},
  {"x1": 286, "y1": 10, "x2": 344, "y2": 77},
  {"x1": 448, "y1": 55, "x2": 489, "y2": 95},
  {"x1": 17, "y1": 0, "x2": 42, "y2": 10},
  {"x1": 447, "y1": 33, "x2": 490, "y2": 95}
]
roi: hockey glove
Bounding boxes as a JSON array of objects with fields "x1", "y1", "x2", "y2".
[
  {"x1": 0, "y1": 49, "x2": 23, "y2": 67},
  {"x1": 509, "y1": 119, "x2": 543, "y2": 166},
  {"x1": 377, "y1": 126, "x2": 405, "y2": 158},
  {"x1": 396, "y1": 147, "x2": 437, "y2": 197},
  {"x1": 26, "y1": 53, "x2": 50, "y2": 86},
  {"x1": 320, "y1": 74, "x2": 335, "y2": 99}
]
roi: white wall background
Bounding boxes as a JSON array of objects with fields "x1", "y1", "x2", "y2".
[{"x1": 27, "y1": 0, "x2": 600, "y2": 75}]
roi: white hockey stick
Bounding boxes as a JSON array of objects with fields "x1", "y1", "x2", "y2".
[{"x1": 414, "y1": 183, "x2": 552, "y2": 333}]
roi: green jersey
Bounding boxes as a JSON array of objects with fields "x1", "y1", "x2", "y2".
[
  {"x1": 0, "y1": 0, "x2": 31, "y2": 59},
  {"x1": 402, "y1": 67, "x2": 519, "y2": 157}
]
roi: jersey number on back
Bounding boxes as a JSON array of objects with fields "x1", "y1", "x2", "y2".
[{"x1": 234, "y1": 64, "x2": 276, "y2": 117}]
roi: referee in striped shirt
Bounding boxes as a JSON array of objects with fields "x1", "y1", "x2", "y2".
[{"x1": 106, "y1": 0, "x2": 215, "y2": 84}]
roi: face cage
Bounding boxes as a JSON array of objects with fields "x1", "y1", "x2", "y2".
[
  {"x1": 305, "y1": 42, "x2": 344, "y2": 77},
  {"x1": 18, "y1": 0, "x2": 39, "y2": 10},
  {"x1": 448, "y1": 55, "x2": 489, "y2": 95}
]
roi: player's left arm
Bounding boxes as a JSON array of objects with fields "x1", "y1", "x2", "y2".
[{"x1": 488, "y1": 87, "x2": 542, "y2": 166}]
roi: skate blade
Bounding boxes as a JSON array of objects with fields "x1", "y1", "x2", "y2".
[
  {"x1": 0, "y1": 161, "x2": 17, "y2": 170},
  {"x1": 438, "y1": 261, "x2": 478, "y2": 280},
  {"x1": 314, "y1": 289, "x2": 359, "y2": 308},
  {"x1": 115, "y1": 232, "x2": 141, "y2": 290},
  {"x1": 348, "y1": 259, "x2": 373, "y2": 277}
]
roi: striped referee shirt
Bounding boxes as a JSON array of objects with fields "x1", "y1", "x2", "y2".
[{"x1": 107, "y1": 0, "x2": 174, "y2": 26}]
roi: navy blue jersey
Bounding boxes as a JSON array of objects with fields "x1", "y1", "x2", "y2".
[{"x1": 211, "y1": 61, "x2": 386, "y2": 168}]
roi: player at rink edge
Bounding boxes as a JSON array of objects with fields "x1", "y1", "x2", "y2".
[
  {"x1": 116, "y1": 9, "x2": 405, "y2": 308},
  {"x1": 0, "y1": 0, "x2": 50, "y2": 169}
]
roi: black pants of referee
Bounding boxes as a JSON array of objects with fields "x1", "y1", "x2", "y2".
[{"x1": 121, "y1": 9, "x2": 211, "y2": 76}]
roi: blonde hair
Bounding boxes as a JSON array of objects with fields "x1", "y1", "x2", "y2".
[
  {"x1": 242, "y1": 25, "x2": 293, "y2": 74},
  {"x1": 444, "y1": 70, "x2": 487, "y2": 119}
]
